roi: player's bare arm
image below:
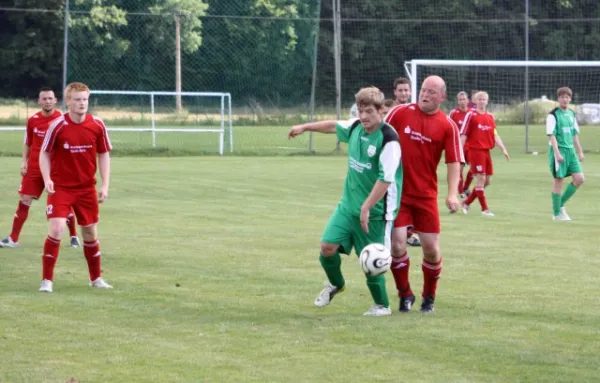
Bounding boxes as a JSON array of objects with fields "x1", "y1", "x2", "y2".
[
  {"x1": 98, "y1": 152, "x2": 111, "y2": 203},
  {"x1": 288, "y1": 121, "x2": 337, "y2": 139},
  {"x1": 446, "y1": 162, "x2": 461, "y2": 213},
  {"x1": 494, "y1": 135, "x2": 510, "y2": 161},
  {"x1": 548, "y1": 135, "x2": 563, "y2": 162},
  {"x1": 359, "y1": 181, "x2": 391, "y2": 233},
  {"x1": 20, "y1": 145, "x2": 31, "y2": 176},
  {"x1": 574, "y1": 135, "x2": 584, "y2": 162},
  {"x1": 39, "y1": 151, "x2": 54, "y2": 194}
]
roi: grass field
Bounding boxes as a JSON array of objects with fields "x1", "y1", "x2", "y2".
[
  {"x1": 1, "y1": 152, "x2": 600, "y2": 382},
  {"x1": 1, "y1": 124, "x2": 600, "y2": 156}
]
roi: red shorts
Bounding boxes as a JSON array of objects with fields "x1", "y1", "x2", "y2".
[
  {"x1": 469, "y1": 149, "x2": 493, "y2": 176},
  {"x1": 19, "y1": 173, "x2": 45, "y2": 199},
  {"x1": 46, "y1": 187, "x2": 99, "y2": 226},
  {"x1": 394, "y1": 196, "x2": 440, "y2": 234},
  {"x1": 463, "y1": 147, "x2": 470, "y2": 165}
]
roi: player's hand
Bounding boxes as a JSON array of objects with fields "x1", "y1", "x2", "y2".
[
  {"x1": 98, "y1": 186, "x2": 109, "y2": 203},
  {"x1": 288, "y1": 125, "x2": 305, "y2": 139},
  {"x1": 503, "y1": 150, "x2": 511, "y2": 161},
  {"x1": 44, "y1": 179, "x2": 55, "y2": 195},
  {"x1": 578, "y1": 152, "x2": 585, "y2": 162},
  {"x1": 360, "y1": 206, "x2": 370, "y2": 233},
  {"x1": 556, "y1": 153, "x2": 564, "y2": 163},
  {"x1": 20, "y1": 162, "x2": 28, "y2": 176},
  {"x1": 446, "y1": 194, "x2": 460, "y2": 213}
]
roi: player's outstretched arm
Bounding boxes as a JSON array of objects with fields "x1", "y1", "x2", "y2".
[
  {"x1": 446, "y1": 162, "x2": 460, "y2": 213},
  {"x1": 98, "y1": 152, "x2": 111, "y2": 203},
  {"x1": 574, "y1": 135, "x2": 584, "y2": 162},
  {"x1": 39, "y1": 151, "x2": 54, "y2": 194},
  {"x1": 288, "y1": 121, "x2": 337, "y2": 139},
  {"x1": 495, "y1": 135, "x2": 510, "y2": 161}
]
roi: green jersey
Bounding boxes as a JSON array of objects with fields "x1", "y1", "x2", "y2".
[
  {"x1": 335, "y1": 119, "x2": 402, "y2": 221},
  {"x1": 546, "y1": 107, "x2": 579, "y2": 149}
]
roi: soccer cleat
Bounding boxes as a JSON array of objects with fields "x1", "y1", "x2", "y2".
[
  {"x1": 560, "y1": 207, "x2": 572, "y2": 220},
  {"x1": 419, "y1": 296, "x2": 435, "y2": 313},
  {"x1": 481, "y1": 210, "x2": 495, "y2": 217},
  {"x1": 363, "y1": 304, "x2": 392, "y2": 316},
  {"x1": 314, "y1": 281, "x2": 344, "y2": 307},
  {"x1": 70, "y1": 236, "x2": 81, "y2": 248},
  {"x1": 0, "y1": 236, "x2": 18, "y2": 248},
  {"x1": 464, "y1": 189, "x2": 471, "y2": 197},
  {"x1": 461, "y1": 204, "x2": 469, "y2": 215},
  {"x1": 553, "y1": 214, "x2": 571, "y2": 221},
  {"x1": 399, "y1": 294, "x2": 416, "y2": 313},
  {"x1": 407, "y1": 234, "x2": 421, "y2": 247},
  {"x1": 39, "y1": 279, "x2": 53, "y2": 293},
  {"x1": 89, "y1": 277, "x2": 113, "y2": 289}
]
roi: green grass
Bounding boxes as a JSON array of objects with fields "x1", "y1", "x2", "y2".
[
  {"x1": 1, "y1": 124, "x2": 600, "y2": 156},
  {"x1": 1, "y1": 154, "x2": 600, "y2": 382}
]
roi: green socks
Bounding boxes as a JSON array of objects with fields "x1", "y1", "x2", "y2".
[
  {"x1": 319, "y1": 253, "x2": 345, "y2": 289},
  {"x1": 561, "y1": 183, "x2": 578, "y2": 207},
  {"x1": 366, "y1": 274, "x2": 389, "y2": 307},
  {"x1": 552, "y1": 192, "x2": 561, "y2": 216}
]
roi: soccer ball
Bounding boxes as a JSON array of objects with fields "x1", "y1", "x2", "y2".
[{"x1": 359, "y1": 243, "x2": 392, "y2": 277}]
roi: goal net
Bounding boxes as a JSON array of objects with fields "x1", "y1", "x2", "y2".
[
  {"x1": 405, "y1": 60, "x2": 600, "y2": 154},
  {"x1": 90, "y1": 91, "x2": 233, "y2": 155}
]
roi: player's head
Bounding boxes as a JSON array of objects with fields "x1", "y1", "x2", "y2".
[
  {"x1": 557, "y1": 87, "x2": 572, "y2": 108},
  {"x1": 393, "y1": 77, "x2": 411, "y2": 104},
  {"x1": 355, "y1": 86, "x2": 385, "y2": 131},
  {"x1": 38, "y1": 87, "x2": 57, "y2": 113},
  {"x1": 474, "y1": 91, "x2": 489, "y2": 110},
  {"x1": 381, "y1": 99, "x2": 395, "y2": 116},
  {"x1": 65, "y1": 82, "x2": 90, "y2": 116},
  {"x1": 418, "y1": 76, "x2": 447, "y2": 114},
  {"x1": 456, "y1": 91, "x2": 469, "y2": 109}
]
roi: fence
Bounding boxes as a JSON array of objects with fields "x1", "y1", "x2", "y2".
[{"x1": 1, "y1": 0, "x2": 600, "y2": 155}]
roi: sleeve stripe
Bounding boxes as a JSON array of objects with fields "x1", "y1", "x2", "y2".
[
  {"x1": 460, "y1": 111, "x2": 473, "y2": 135},
  {"x1": 41, "y1": 116, "x2": 65, "y2": 152},
  {"x1": 384, "y1": 103, "x2": 411, "y2": 125},
  {"x1": 93, "y1": 116, "x2": 113, "y2": 151},
  {"x1": 446, "y1": 116, "x2": 465, "y2": 163}
]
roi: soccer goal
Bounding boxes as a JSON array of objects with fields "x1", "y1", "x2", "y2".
[
  {"x1": 90, "y1": 90, "x2": 233, "y2": 155},
  {"x1": 404, "y1": 60, "x2": 600, "y2": 153}
]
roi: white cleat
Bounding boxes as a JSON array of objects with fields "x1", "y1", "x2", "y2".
[
  {"x1": 70, "y1": 236, "x2": 81, "y2": 248},
  {"x1": 363, "y1": 304, "x2": 392, "y2": 316},
  {"x1": 560, "y1": 207, "x2": 572, "y2": 220},
  {"x1": 0, "y1": 236, "x2": 18, "y2": 248},
  {"x1": 482, "y1": 210, "x2": 495, "y2": 217},
  {"x1": 39, "y1": 279, "x2": 53, "y2": 293},
  {"x1": 314, "y1": 281, "x2": 344, "y2": 307},
  {"x1": 553, "y1": 214, "x2": 571, "y2": 221},
  {"x1": 461, "y1": 204, "x2": 469, "y2": 215},
  {"x1": 90, "y1": 277, "x2": 113, "y2": 289}
]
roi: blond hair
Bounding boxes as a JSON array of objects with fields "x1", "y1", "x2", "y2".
[
  {"x1": 457, "y1": 91, "x2": 468, "y2": 98},
  {"x1": 355, "y1": 86, "x2": 385, "y2": 109},
  {"x1": 473, "y1": 91, "x2": 489, "y2": 100},
  {"x1": 557, "y1": 87, "x2": 572, "y2": 98},
  {"x1": 65, "y1": 82, "x2": 90, "y2": 100}
]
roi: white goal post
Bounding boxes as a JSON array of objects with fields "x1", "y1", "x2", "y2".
[{"x1": 93, "y1": 90, "x2": 233, "y2": 155}]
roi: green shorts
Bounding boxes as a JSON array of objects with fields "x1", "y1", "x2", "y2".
[
  {"x1": 549, "y1": 147, "x2": 582, "y2": 179},
  {"x1": 321, "y1": 206, "x2": 392, "y2": 256}
]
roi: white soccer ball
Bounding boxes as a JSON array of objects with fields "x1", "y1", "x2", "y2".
[{"x1": 359, "y1": 243, "x2": 392, "y2": 277}]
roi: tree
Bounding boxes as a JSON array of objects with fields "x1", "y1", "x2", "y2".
[{"x1": 149, "y1": 0, "x2": 209, "y2": 113}]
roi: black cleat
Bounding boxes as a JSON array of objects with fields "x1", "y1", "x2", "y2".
[
  {"x1": 419, "y1": 296, "x2": 435, "y2": 313},
  {"x1": 399, "y1": 294, "x2": 416, "y2": 313}
]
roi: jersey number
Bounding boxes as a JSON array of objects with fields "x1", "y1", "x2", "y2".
[{"x1": 46, "y1": 205, "x2": 53, "y2": 216}]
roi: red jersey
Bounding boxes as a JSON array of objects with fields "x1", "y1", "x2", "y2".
[
  {"x1": 448, "y1": 108, "x2": 469, "y2": 131},
  {"x1": 461, "y1": 111, "x2": 496, "y2": 150},
  {"x1": 42, "y1": 113, "x2": 112, "y2": 189},
  {"x1": 385, "y1": 104, "x2": 463, "y2": 199},
  {"x1": 24, "y1": 110, "x2": 62, "y2": 176}
]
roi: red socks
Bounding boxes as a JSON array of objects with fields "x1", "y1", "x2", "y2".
[
  {"x1": 475, "y1": 187, "x2": 488, "y2": 211},
  {"x1": 84, "y1": 240, "x2": 102, "y2": 281},
  {"x1": 42, "y1": 236, "x2": 61, "y2": 281},
  {"x1": 66, "y1": 212, "x2": 78, "y2": 237},
  {"x1": 422, "y1": 258, "x2": 443, "y2": 298},
  {"x1": 391, "y1": 252, "x2": 413, "y2": 297},
  {"x1": 9, "y1": 201, "x2": 30, "y2": 242},
  {"x1": 463, "y1": 170, "x2": 473, "y2": 192}
]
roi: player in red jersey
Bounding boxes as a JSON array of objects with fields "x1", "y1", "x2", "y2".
[
  {"x1": 38, "y1": 82, "x2": 113, "y2": 293},
  {"x1": 385, "y1": 75, "x2": 463, "y2": 313},
  {"x1": 460, "y1": 91, "x2": 510, "y2": 216},
  {"x1": 0, "y1": 88, "x2": 80, "y2": 249},
  {"x1": 449, "y1": 91, "x2": 473, "y2": 198}
]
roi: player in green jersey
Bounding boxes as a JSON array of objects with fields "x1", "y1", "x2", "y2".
[
  {"x1": 547, "y1": 87, "x2": 585, "y2": 221},
  {"x1": 288, "y1": 87, "x2": 402, "y2": 316}
]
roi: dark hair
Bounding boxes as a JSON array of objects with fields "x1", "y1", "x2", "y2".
[
  {"x1": 393, "y1": 77, "x2": 411, "y2": 89},
  {"x1": 39, "y1": 87, "x2": 54, "y2": 95}
]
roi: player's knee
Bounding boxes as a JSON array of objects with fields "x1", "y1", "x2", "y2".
[
  {"x1": 320, "y1": 243, "x2": 338, "y2": 256},
  {"x1": 20, "y1": 195, "x2": 33, "y2": 205},
  {"x1": 48, "y1": 219, "x2": 66, "y2": 239},
  {"x1": 573, "y1": 174, "x2": 584, "y2": 187},
  {"x1": 484, "y1": 177, "x2": 491, "y2": 187},
  {"x1": 391, "y1": 238, "x2": 406, "y2": 257},
  {"x1": 81, "y1": 225, "x2": 97, "y2": 242}
]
